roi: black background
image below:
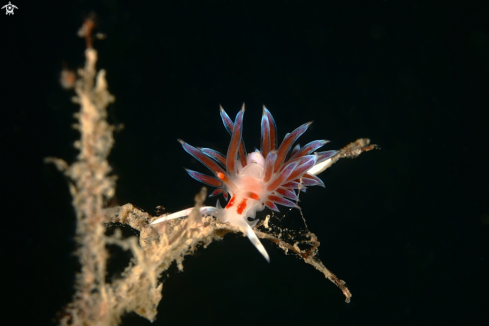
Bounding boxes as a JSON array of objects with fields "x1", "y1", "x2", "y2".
[{"x1": 3, "y1": 0, "x2": 489, "y2": 325}]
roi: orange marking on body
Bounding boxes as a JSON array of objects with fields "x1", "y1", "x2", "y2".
[
  {"x1": 245, "y1": 191, "x2": 260, "y2": 200},
  {"x1": 217, "y1": 172, "x2": 226, "y2": 181},
  {"x1": 226, "y1": 195, "x2": 236, "y2": 209},
  {"x1": 237, "y1": 199, "x2": 247, "y2": 215}
]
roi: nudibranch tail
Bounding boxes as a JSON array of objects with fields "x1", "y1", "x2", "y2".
[
  {"x1": 150, "y1": 206, "x2": 220, "y2": 225},
  {"x1": 244, "y1": 223, "x2": 270, "y2": 262}
]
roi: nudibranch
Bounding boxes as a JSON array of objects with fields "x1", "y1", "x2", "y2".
[{"x1": 151, "y1": 105, "x2": 338, "y2": 262}]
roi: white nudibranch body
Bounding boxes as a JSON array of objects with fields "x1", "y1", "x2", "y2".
[{"x1": 150, "y1": 105, "x2": 338, "y2": 262}]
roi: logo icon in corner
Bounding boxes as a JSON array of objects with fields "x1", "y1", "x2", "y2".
[{"x1": 2, "y1": 2, "x2": 18, "y2": 15}]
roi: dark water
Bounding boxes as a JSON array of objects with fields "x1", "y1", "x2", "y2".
[{"x1": 4, "y1": 1, "x2": 488, "y2": 325}]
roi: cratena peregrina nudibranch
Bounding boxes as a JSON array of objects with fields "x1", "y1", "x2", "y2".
[{"x1": 151, "y1": 105, "x2": 339, "y2": 262}]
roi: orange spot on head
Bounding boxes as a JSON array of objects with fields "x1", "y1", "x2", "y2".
[{"x1": 237, "y1": 199, "x2": 247, "y2": 215}]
